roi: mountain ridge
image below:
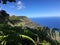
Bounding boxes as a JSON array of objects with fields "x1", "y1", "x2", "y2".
[{"x1": 9, "y1": 15, "x2": 40, "y2": 28}]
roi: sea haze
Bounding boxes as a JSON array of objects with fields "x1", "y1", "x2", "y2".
[{"x1": 30, "y1": 17, "x2": 60, "y2": 30}]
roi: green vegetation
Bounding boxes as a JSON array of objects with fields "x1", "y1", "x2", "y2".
[{"x1": 0, "y1": 10, "x2": 60, "y2": 45}]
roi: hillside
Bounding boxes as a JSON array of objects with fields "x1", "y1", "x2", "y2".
[
  {"x1": 0, "y1": 10, "x2": 60, "y2": 45},
  {"x1": 9, "y1": 15, "x2": 60, "y2": 43},
  {"x1": 9, "y1": 15, "x2": 40, "y2": 28}
]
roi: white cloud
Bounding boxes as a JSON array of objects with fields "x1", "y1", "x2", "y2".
[
  {"x1": 17, "y1": 1, "x2": 25, "y2": 10},
  {"x1": 17, "y1": 1, "x2": 22, "y2": 5},
  {"x1": 9, "y1": 1, "x2": 25, "y2": 10}
]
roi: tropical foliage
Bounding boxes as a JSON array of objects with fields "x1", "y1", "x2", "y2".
[{"x1": 0, "y1": 10, "x2": 60, "y2": 45}]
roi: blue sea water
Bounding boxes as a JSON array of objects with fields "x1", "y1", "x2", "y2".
[{"x1": 30, "y1": 17, "x2": 60, "y2": 31}]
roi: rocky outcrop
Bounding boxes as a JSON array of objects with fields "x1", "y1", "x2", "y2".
[{"x1": 9, "y1": 16, "x2": 40, "y2": 28}]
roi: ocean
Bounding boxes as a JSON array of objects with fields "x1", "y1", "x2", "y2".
[{"x1": 30, "y1": 17, "x2": 60, "y2": 31}]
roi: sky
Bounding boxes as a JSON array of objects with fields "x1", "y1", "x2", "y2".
[{"x1": 0, "y1": 0, "x2": 60, "y2": 18}]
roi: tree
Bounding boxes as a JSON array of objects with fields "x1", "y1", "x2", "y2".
[
  {"x1": 0, "y1": 0, "x2": 16, "y2": 4},
  {"x1": 0, "y1": 34, "x2": 35, "y2": 45},
  {"x1": 0, "y1": 10, "x2": 9, "y2": 23},
  {"x1": 0, "y1": 24, "x2": 35, "y2": 45},
  {"x1": 0, "y1": 10, "x2": 8, "y2": 23}
]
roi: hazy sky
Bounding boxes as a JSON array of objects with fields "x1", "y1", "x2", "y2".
[{"x1": 0, "y1": 0, "x2": 60, "y2": 17}]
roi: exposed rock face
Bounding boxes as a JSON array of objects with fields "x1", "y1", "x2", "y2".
[{"x1": 9, "y1": 16, "x2": 40, "y2": 28}]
